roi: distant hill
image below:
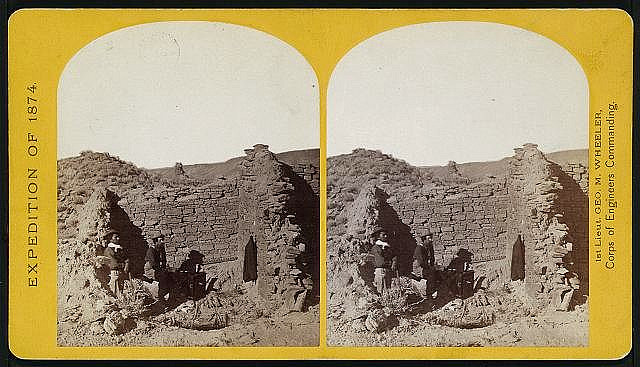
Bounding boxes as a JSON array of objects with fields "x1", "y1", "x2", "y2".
[
  {"x1": 545, "y1": 149, "x2": 588, "y2": 167},
  {"x1": 419, "y1": 148, "x2": 587, "y2": 182},
  {"x1": 150, "y1": 148, "x2": 319, "y2": 180}
]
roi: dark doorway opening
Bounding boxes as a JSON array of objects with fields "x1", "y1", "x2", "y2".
[
  {"x1": 243, "y1": 235, "x2": 258, "y2": 283},
  {"x1": 510, "y1": 234, "x2": 525, "y2": 281}
]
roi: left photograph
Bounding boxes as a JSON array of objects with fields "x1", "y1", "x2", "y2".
[{"x1": 56, "y1": 21, "x2": 320, "y2": 346}]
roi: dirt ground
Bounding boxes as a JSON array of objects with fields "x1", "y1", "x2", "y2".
[
  {"x1": 327, "y1": 276, "x2": 588, "y2": 347},
  {"x1": 328, "y1": 306, "x2": 588, "y2": 347},
  {"x1": 56, "y1": 161, "x2": 320, "y2": 347},
  {"x1": 58, "y1": 301, "x2": 319, "y2": 347}
]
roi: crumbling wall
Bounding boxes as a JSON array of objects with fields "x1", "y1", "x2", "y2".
[
  {"x1": 561, "y1": 163, "x2": 588, "y2": 194},
  {"x1": 553, "y1": 162, "x2": 589, "y2": 301},
  {"x1": 118, "y1": 182, "x2": 241, "y2": 268},
  {"x1": 386, "y1": 180, "x2": 512, "y2": 269},
  {"x1": 289, "y1": 163, "x2": 320, "y2": 196},
  {"x1": 505, "y1": 144, "x2": 584, "y2": 306},
  {"x1": 329, "y1": 144, "x2": 587, "y2": 308},
  {"x1": 59, "y1": 145, "x2": 318, "y2": 313},
  {"x1": 237, "y1": 144, "x2": 315, "y2": 305},
  {"x1": 111, "y1": 144, "x2": 316, "y2": 307},
  {"x1": 58, "y1": 188, "x2": 116, "y2": 325}
]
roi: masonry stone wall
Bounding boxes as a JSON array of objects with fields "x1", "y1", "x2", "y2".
[
  {"x1": 289, "y1": 163, "x2": 320, "y2": 196},
  {"x1": 118, "y1": 182, "x2": 241, "y2": 267},
  {"x1": 348, "y1": 144, "x2": 588, "y2": 307},
  {"x1": 555, "y1": 162, "x2": 589, "y2": 293},
  {"x1": 504, "y1": 144, "x2": 587, "y2": 305},
  {"x1": 103, "y1": 144, "x2": 318, "y2": 308},
  {"x1": 386, "y1": 180, "x2": 513, "y2": 268}
]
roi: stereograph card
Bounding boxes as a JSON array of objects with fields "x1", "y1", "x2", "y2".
[{"x1": 6, "y1": 8, "x2": 633, "y2": 360}]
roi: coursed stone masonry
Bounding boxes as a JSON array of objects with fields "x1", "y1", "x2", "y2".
[
  {"x1": 105, "y1": 145, "x2": 318, "y2": 306},
  {"x1": 338, "y1": 144, "x2": 587, "y2": 307}
]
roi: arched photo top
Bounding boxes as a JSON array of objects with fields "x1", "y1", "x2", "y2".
[
  {"x1": 58, "y1": 21, "x2": 319, "y2": 169},
  {"x1": 328, "y1": 21, "x2": 588, "y2": 166}
]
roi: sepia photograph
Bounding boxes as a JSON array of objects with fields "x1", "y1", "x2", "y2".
[
  {"x1": 56, "y1": 21, "x2": 320, "y2": 346},
  {"x1": 326, "y1": 22, "x2": 589, "y2": 347}
]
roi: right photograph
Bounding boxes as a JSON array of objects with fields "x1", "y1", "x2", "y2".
[{"x1": 326, "y1": 22, "x2": 589, "y2": 347}]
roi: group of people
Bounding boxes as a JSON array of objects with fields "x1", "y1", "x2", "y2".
[
  {"x1": 98, "y1": 230, "x2": 205, "y2": 304},
  {"x1": 365, "y1": 226, "x2": 473, "y2": 299},
  {"x1": 365, "y1": 226, "x2": 580, "y2": 311}
]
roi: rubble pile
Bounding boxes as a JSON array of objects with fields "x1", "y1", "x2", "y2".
[
  {"x1": 58, "y1": 188, "x2": 118, "y2": 327},
  {"x1": 57, "y1": 146, "x2": 319, "y2": 346},
  {"x1": 58, "y1": 187, "x2": 152, "y2": 341},
  {"x1": 327, "y1": 144, "x2": 588, "y2": 346}
]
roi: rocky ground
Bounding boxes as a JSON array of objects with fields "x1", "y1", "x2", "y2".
[
  {"x1": 58, "y1": 294, "x2": 319, "y2": 347},
  {"x1": 326, "y1": 148, "x2": 589, "y2": 347},
  {"x1": 327, "y1": 275, "x2": 588, "y2": 347},
  {"x1": 57, "y1": 151, "x2": 319, "y2": 347}
]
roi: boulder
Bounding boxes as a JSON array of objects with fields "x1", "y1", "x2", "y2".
[
  {"x1": 103, "y1": 310, "x2": 126, "y2": 335},
  {"x1": 364, "y1": 307, "x2": 396, "y2": 333}
]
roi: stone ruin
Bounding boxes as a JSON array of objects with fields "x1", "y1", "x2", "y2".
[
  {"x1": 58, "y1": 144, "x2": 320, "y2": 320},
  {"x1": 328, "y1": 143, "x2": 588, "y2": 312}
]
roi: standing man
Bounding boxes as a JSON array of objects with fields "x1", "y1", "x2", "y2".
[
  {"x1": 413, "y1": 231, "x2": 435, "y2": 279},
  {"x1": 145, "y1": 234, "x2": 169, "y2": 301},
  {"x1": 369, "y1": 226, "x2": 397, "y2": 296},
  {"x1": 103, "y1": 230, "x2": 129, "y2": 297},
  {"x1": 413, "y1": 231, "x2": 437, "y2": 295}
]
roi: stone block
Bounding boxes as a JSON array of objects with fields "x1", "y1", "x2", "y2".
[
  {"x1": 166, "y1": 216, "x2": 181, "y2": 224},
  {"x1": 452, "y1": 213, "x2": 466, "y2": 221},
  {"x1": 165, "y1": 208, "x2": 181, "y2": 216},
  {"x1": 467, "y1": 223, "x2": 481, "y2": 230}
]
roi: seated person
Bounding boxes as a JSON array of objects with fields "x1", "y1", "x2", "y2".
[
  {"x1": 446, "y1": 248, "x2": 473, "y2": 298},
  {"x1": 447, "y1": 248, "x2": 472, "y2": 272},
  {"x1": 177, "y1": 250, "x2": 206, "y2": 300},
  {"x1": 179, "y1": 250, "x2": 205, "y2": 273}
]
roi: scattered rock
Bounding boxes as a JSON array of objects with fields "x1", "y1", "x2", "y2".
[
  {"x1": 103, "y1": 311, "x2": 126, "y2": 335},
  {"x1": 364, "y1": 308, "x2": 397, "y2": 333}
]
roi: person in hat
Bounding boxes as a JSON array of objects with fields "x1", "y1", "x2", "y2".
[
  {"x1": 412, "y1": 231, "x2": 438, "y2": 296},
  {"x1": 144, "y1": 234, "x2": 169, "y2": 300},
  {"x1": 369, "y1": 226, "x2": 397, "y2": 295},
  {"x1": 102, "y1": 230, "x2": 130, "y2": 297},
  {"x1": 413, "y1": 231, "x2": 435, "y2": 279},
  {"x1": 179, "y1": 250, "x2": 205, "y2": 273},
  {"x1": 177, "y1": 250, "x2": 206, "y2": 300},
  {"x1": 446, "y1": 248, "x2": 473, "y2": 298}
]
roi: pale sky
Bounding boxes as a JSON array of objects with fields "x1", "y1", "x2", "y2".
[
  {"x1": 59, "y1": 21, "x2": 319, "y2": 169},
  {"x1": 328, "y1": 21, "x2": 588, "y2": 166}
]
